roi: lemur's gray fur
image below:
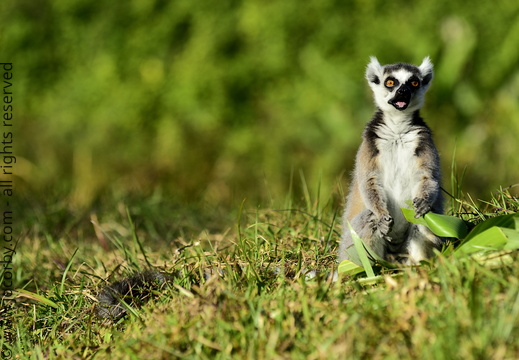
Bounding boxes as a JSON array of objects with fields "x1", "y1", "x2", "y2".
[{"x1": 338, "y1": 57, "x2": 444, "y2": 265}]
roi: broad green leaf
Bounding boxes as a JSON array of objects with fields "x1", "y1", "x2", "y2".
[
  {"x1": 401, "y1": 207, "x2": 428, "y2": 226},
  {"x1": 401, "y1": 206, "x2": 468, "y2": 239},
  {"x1": 461, "y1": 213, "x2": 519, "y2": 243},
  {"x1": 455, "y1": 226, "x2": 519, "y2": 256},
  {"x1": 423, "y1": 212, "x2": 469, "y2": 238},
  {"x1": 502, "y1": 228, "x2": 519, "y2": 250},
  {"x1": 456, "y1": 227, "x2": 507, "y2": 254},
  {"x1": 337, "y1": 259, "x2": 365, "y2": 276}
]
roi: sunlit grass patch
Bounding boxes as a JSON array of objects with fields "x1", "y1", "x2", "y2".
[{"x1": 5, "y1": 187, "x2": 519, "y2": 358}]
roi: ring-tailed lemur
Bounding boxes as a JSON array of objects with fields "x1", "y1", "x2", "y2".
[
  {"x1": 338, "y1": 57, "x2": 444, "y2": 265},
  {"x1": 96, "y1": 57, "x2": 444, "y2": 319}
]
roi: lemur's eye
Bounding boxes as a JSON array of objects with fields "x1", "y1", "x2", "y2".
[
  {"x1": 385, "y1": 79, "x2": 395, "y2": 87},
  {"x1": 411, "y1": 81, "x2": 420, "y2": 87}
]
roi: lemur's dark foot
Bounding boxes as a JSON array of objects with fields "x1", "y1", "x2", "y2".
[{"x1": 377, "y1": 214, "x2": 394, "y2": 241}]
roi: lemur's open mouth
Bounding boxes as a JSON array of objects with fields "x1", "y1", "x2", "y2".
[
  {"x1": 388, "y1": 95, "x2": 411, "y2": 111},
  {"x1": 394, "y1": 101, "x2": 407, "y2": 109}
]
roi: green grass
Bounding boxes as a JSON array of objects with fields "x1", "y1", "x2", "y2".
[
  {"x1": 3, "y1": 188, "x2": 519, "y2": 359},
  {"x1": 5, "y1": 2, "x2": 519, "y2": 357},
  {"x1": 5, "y1": 0, "x2": 519, "y2": 207}
]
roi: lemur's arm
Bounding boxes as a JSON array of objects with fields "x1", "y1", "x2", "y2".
[
  {"x1": 355, "y1": 141, "x2": 393, "y2": 236},
  {"x1": 412, "y1": 131, "x2": 442, "y2": 218}
]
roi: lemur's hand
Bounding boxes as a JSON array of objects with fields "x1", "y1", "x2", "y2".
[
  {"x1": 377, "y1": 214, "x2": 394, "y2": 241},
  {"x1": 413, "y1": 197, "x2": 431, "y2": 218}
]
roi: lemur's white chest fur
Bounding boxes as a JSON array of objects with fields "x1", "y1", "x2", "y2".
[
  {"x1": 375, "y1": 115, "x2": 422, "y2": 236},
  {"x1": 376, "y1": 115, "x2": 420, "y2": 205}
]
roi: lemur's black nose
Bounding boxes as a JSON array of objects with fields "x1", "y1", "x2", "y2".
[{"x1": 396, "y1": 85, "x2": 411, "y2": 96}]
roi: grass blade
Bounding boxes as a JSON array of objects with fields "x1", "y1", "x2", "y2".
[
  {"x1": 345, "y1": 220, "x2": 375, "y2": 278},
  {"x1": 59, "y1": 248, "x2": 79, "y2": 296},
  {"x1": 16, "y1": 289, "x2": 59, "y2": 309}
]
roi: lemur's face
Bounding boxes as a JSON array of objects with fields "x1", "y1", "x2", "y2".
[{"x1": 365, "y1": 57, "x2": 434, "y2": 113}]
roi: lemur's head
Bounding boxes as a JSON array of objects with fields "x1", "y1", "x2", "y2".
[{"x1": 365, "y1": 57, "x2": 433, "y2": 113}]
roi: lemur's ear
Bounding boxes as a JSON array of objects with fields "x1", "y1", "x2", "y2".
[
  {"x1": 365, "y1": 57, "x2": 383, "y2": 85},
  {"x1": 419, "y1": 56, "x2": 434, "y2": 85}
]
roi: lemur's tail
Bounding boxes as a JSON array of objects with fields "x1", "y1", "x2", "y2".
[{"x1": 96, "y1": 270, "x2": 170, "y2": 319}]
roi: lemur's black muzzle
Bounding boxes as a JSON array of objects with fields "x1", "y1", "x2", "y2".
[{"x1": 388, "y1": 85, "x2": 412, "y2": 111}]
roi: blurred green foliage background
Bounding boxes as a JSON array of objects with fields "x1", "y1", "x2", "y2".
[{"x1": 2, "y1": 0, "x2": 519, "y2": 211}]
